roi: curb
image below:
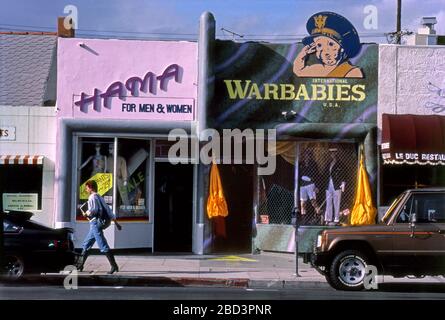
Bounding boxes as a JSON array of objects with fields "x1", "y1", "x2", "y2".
[
  {"x1": 8, "y1": 274, "x2": 329, "y2": 289},
  {"x1": 248, "y1": 279, "x2": 330, "y2": 289},
  {"x1": 12, "y1": 274, "x2": 250, "y2": 288}
]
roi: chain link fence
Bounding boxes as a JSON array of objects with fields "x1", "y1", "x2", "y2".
[
  {"x1": 298, "y1": 142, "x2": 358, "y2": 226},
  {"x1": 258, "y1": 141, "x2": 358, "y2": 226}
]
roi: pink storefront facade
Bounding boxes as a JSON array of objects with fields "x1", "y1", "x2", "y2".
[{"x1": 55, "y1": 38, "x2": 198, "y2": 251}]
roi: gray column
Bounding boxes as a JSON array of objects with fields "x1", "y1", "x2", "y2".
[
  {"x1": 196, "y1": 12, "x2": 216, "y2": 254},
  {"x1": 198, "y1": 11, "x2": 215, "y2": 139}
]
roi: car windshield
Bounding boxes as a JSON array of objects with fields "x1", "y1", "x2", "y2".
[
  {"x1": 3, "y1": 220, "x2": 21, "y2": 233},
  {"x1": 381, "y1": 193, "x2": 405, "y2": 224}
]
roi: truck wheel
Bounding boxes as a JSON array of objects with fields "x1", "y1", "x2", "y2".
[{"x1": 327, "y1": 250, "x2": 369, "y2": 291}]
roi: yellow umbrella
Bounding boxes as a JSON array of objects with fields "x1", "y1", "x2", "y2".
[
  {"x1": 350, "y1": 152, "x2": 377, "y2": 225},
  {"x1": 206, "y1": 163, "x2": 229, "y2": 219}
]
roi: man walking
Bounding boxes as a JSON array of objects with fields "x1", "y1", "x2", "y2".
[{"x1": 77, "y1": 180, "x2": 122, "y2": 274}]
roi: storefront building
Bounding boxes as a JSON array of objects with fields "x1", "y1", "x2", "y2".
[
  {"x1": 0, "y1": 32, "x2": 58, "y2": 227},
  {"x1": 198, "y1": 12, "x2": 378, "y2": 253},
  {"x1": 55, "y1": 38, "x2": 198, "y2": 251},
  {"x1": 9, "y1": 14, "x2": 443, "y2": 257},
  {"x1": 378, "y1": 44, "x2": 445, "y2": 213}
]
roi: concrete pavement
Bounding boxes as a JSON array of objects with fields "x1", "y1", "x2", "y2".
[
  {"x1": 32, "y1": 251, "x2": 445, "y2": 289},
  {"x1": 43, "y1": 251, "x2": 329, "y2": 289}
]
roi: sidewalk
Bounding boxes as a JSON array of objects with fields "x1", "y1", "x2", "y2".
[
  {"x1": 38, "y1": 251, "x2": 445, "y2": 289},
  {"x1": 44, "y1": 251, "x2": 330, "y2": 289}
]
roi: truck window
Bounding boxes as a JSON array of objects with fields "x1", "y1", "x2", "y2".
[
  {"x1": 382, "y1": 193, "x2": 404, "y2": 223},
  {"x1": 395, "y1": 197, "x2": 412, "y2": 223},
  {"x1": 396, "y1": 193, "x2": 445, "y2": 223}
]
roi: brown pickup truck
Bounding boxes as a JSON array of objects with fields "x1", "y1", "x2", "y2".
[{"x1": 311, "y1": 188, "x2": 445, "y2": 290}]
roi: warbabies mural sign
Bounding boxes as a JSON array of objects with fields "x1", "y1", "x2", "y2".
[
  {"x1": 294, "y1": 12, "x2": 363, "y2": 78},
  {"x1": 211, "y1": 11, "x2": 377, "y2": 130}
]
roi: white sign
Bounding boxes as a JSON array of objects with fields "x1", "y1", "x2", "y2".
[
  {"x1": 0, "y1": 126, "x2": 16, "y2": 141},
  {"x1": 3, "y1": 193, "x2": 38, "y2": 211}
]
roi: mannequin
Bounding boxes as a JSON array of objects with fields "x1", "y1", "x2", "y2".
[
  {"x1": 106, "y1": 144, "x2": 130, "y2": 206},
  {"x1": 80, "y1": 143, "x2": 106, "y2": 177}
]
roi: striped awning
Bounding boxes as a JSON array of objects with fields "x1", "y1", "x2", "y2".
[{"x1": 0, "y1": 155, "x2": 44, "y2": 165}]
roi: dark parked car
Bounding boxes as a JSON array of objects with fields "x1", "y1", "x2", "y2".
[
  {"x1": 1, "y1": 211, "x2": 76, "y2": 280},
  {"x1": 310, "y1": 188, "x2": 445, "y2": 291}
]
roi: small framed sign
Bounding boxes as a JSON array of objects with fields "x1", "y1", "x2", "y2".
[{"x1": 3, "y1": 193, "x2": 38, "y2": 211}]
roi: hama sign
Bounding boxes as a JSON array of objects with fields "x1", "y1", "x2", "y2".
[
  {"x1": 211, "y1": 11, "x2": 377, "y2": 129},
  {"x1": 57, "y1": 39, "x2": 197, "y2": 121},
  {"x1": 73, "y1": 64, "x2": 195, "y2": 121},
  {"x1": 74, "y1": 64, "x2": 181, "y2": 111}
]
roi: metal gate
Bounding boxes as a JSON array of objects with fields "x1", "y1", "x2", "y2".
[{"x1": 258, "y1": 141, "x2": 358, "y2": 226}]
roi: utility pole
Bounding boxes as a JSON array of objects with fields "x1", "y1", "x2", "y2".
[{"x1": 396, "y1": 0, "x2": 402, "y2": 44}]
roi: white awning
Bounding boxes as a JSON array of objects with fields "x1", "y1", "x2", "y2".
[{"x1": 0, "y1": 155, "x2": 44, "y2": 165}]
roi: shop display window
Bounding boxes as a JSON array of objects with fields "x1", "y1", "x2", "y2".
[
  {"x1": 258, "y1": 141, "x2": 358, "y2": 226},
  {"x1": 115, "y1": 138, "x2": 150, "y2": 218},
  {"x1": 76, "y1": 137, "x2": 150, "y2": 221}
]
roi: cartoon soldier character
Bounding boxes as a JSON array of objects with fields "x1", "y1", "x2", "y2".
[{"x1": 294, "y1": 11, "x2": 363, "y2": 78}]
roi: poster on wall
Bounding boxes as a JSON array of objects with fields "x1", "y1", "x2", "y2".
[
  {"x1": 79, "y1": 173, "x2": 113, "y2": 199},
  {"x1": 211, "y1": 11, "x2": 378, "y2": 130}
]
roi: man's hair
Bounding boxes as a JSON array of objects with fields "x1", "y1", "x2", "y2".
[{"x1": 85, "y1": 180, "x2": 98, "y2": 192}]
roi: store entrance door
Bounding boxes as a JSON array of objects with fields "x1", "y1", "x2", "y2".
[
  {"x1": 154, "y1": 163, "x2": 193, "y2": 252},
  {"x1": 213, "y1": 164, "x2": 254, "y2": 253}
]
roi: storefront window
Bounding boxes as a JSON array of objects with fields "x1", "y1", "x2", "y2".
[
  {"x1": 76, "y1": 137, "x2": 150, "y2": 221},
  {"x1": 115, "y1": 138, "x2": 150, "y2": 219},
  {"x1": 77, "y1": 137, "x2": 113, "y2": 221},
  {"x1": 297, "y1": 142, "x2": 357, "y2": 226},
  {"x1": 257, "y1": 142, "x2": 358, "y2": 226}
]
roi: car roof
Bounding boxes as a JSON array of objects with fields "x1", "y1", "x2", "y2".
[{"x1": 3, "y1": 211, "x2": 34, "y2": 221}]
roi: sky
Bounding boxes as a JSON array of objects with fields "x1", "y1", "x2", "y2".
[{"x1": 0, "y1": 0, "x2": 444, "y2": 43}]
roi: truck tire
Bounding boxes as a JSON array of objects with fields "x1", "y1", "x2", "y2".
[{"x1": 327, "y1": 250, "x2": 370, "y2": 291}]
